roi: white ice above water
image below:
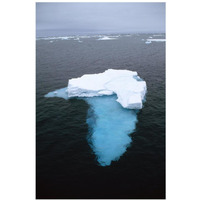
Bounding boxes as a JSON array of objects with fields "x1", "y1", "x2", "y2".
[
  {"x1": 68, "y1": 69, "x2": 147, "y2": 109},
  {"x1": 145, "y1": 38, "x2": 166, "y2": 44},
  {"x1": 97, "y1": 36, "x2": 117, "y2": 40},
  {"x1": 37, "y1": 35, "x2": 120, "y2": 41},
  {"x1": 45, "y1": 69, "x2": 147, "y2": 166},
  {"x1": 147, "y1": 39, "x2": 166, "y2": 42}
]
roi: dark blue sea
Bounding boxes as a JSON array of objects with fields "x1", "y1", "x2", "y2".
[{"x1": 36, "y1": 33, "x2": 165, "y2": 199}]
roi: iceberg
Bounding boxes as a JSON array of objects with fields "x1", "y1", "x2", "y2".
[
  {"x1": 45, "y1": 69, "x2": 147, "y2": 166},
  {"x1": 68, "y1": 69, "x2": 147, "y2": 109}
]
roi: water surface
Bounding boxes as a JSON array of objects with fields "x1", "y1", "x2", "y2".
[{"x1": 36, "y1": 33, "x2": 165, "y2": 199}]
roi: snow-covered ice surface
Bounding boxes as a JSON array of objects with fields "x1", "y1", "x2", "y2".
[
  {"x1": 68, "y1": 69, "x2": 146, "y2": 109},
  {"x1": 45, "y1": 69, "x2": 147, "y2": 166}
]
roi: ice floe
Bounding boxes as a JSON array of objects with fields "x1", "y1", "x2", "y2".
[
  {"x1": 97, "y1": 36, "x2": 117, "y2": 40},
  {"x1": 147, "y1": 39, "x2": 166, "y2": 42},
  {"x1": 67, "y1": 69, "x2": 147, "y2": 109},
  {"x1": 145, "y1": 41, "x2": 152, "y2": 44}
]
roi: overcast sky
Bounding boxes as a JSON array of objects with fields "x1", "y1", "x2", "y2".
[{"x1": 36, "y1": 3, "x2": 165, "y2": 36}]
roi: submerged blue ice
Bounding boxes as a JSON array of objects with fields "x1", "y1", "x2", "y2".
[
  {"x1": 45, "y1": 88, "x2": 138, "y2": 166},
  {"x1": 86, "y1": 95, "x2": 137, "y2": 166},
  {"x1": 45, "y1": 87, "x2": 69, "y2": 99}
]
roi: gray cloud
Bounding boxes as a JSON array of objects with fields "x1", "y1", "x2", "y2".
[{"x1": 36, "y1": 3, "x2": 165, "y2": 36}]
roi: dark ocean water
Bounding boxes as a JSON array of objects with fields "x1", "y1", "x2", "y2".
[{"x1": 36, "y1": 34, "x2": 165, "y2": 199}]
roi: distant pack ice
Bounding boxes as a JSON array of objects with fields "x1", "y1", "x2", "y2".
[{"x1": 68, "y1": 69, "x2": 147, "y2": 109}]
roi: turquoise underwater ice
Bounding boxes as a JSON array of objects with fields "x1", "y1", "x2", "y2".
[{"x1": 45, "y1": 89, "x2": 138, "y2": 166}]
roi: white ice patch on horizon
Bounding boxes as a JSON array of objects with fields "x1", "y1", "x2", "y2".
[
  {"x1": 145, "y1": 41, "x2": 152, "y2": 44},
  {"x1": 153, "y1": 34, "x2": 164, "y2": 37},
  {"x1": 147, "y1": 39, "x2": 166, "y2": 42},
  {"x1": 97, "y1": 36, "x2": 117, "y2": 40},
  {"x1": 37, "y1": 34, "x2": 121, "y2": 41},
  {"x1": 79, "y1": 35, "x2": 91, "y2": 38},
  {"x1": 44, "y1": 69, "x2": 147, "y2": 166},
  {"x1": 40, "y1": 36, "x2": 70, "y2": 40},
  {"x1": 37, "y1": 36, "x2": 82, "y2": 40}
]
